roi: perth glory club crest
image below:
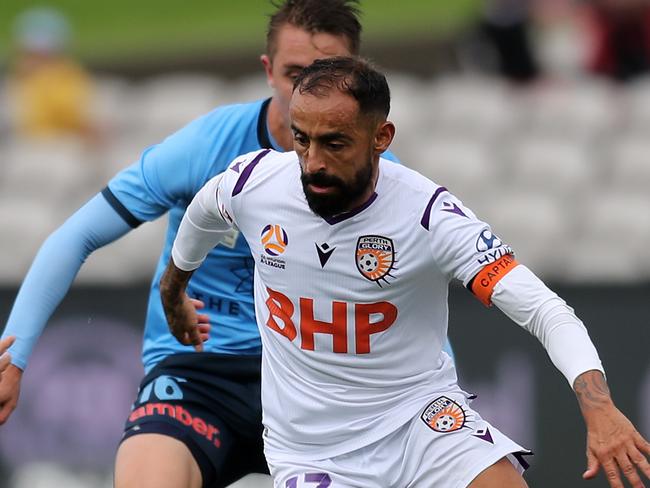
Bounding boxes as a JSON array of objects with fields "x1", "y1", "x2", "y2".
[
  {"x1": 355, "y1": 235, "x2": 396, "y2": 286},
  {"x1": 421, "y1": 396, "x2": 467, "y2": 433}
]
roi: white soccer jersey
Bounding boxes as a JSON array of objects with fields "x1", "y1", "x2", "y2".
[{"x1": 188, "y1": 148, "x2": 515, "y2": 460}]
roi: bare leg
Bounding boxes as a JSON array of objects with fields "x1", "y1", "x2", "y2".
[
  {"x1": 468, "y1": 457, "x2": 529, "y2": 488},
  {"x1": 114, "y1": 433, "x2": 202, "y2": 488}
]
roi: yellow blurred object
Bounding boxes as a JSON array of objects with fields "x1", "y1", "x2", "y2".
[{"x1": 8, "y1": 56, "x2": 94, "y2": 138}]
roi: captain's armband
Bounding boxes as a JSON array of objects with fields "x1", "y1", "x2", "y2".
[{"x1": 469, "y1": 254, "x2": 519, "y2": 306}]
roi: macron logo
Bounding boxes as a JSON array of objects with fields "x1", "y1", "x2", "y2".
[
  {"x1": 315, "y1": 243, "x2": 336, "y2": 268},
  {"x1": 230, "y1": 160, "x2": 245, "y2": 173},
  {"x1": 442, "y1": 201, "x2": 467, "y2": 218}
]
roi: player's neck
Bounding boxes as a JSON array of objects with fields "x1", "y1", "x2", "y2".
[{"x1": 267, "y1": 98, "x2": 294, "y2": 151}]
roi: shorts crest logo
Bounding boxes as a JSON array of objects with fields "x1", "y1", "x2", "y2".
[
  {"x1": 421, "y1": 396, "x2": 467, "y2": 433},
  {"x1": 355, "y1": 235, "x2": 396, "y2": 286}
]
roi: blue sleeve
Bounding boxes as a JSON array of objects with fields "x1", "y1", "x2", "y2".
[
  {"x1": 107, "y1": 120, "x2": 209, "y2": 222},
  {"x1": 1, "y1": 194, "x2": 132, "y2": 369}
]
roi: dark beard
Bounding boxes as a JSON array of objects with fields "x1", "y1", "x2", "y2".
[{"x1": 300, "y1": 159, "x2": 374, "y2": 219}]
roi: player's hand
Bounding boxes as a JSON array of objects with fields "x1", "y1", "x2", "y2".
[
  {"x1": 576, "y1": 371, "x2": 650, "y2": 488},
  {"x1": 0, "y1": 336, "x2": 14, "y2": 373},
  {"x1": 582, "y1": 404, "x2": 650, "y2": 488},
  {"x1": 0, "y1": 336, "x2": 22, "y2": 425},
  {"x1": 163, "y1": 295, "x2": 210, "y2": 352}
]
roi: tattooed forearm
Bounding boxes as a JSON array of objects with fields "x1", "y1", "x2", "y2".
[
  {"x1": 160, "y1": 261, "x2": 194, "y2": 305},
  {"x1": 574, "y1": 370, "x2": 612, "y2": 410}
]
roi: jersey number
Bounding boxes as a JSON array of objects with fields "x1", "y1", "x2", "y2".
[{"x1": 286, "y1": 473, "x2": 331, "y2": 488}]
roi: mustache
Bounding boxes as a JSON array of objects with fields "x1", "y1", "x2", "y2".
[{"x1": 301, "y1": 170, "x2": 346, "y2": 189}]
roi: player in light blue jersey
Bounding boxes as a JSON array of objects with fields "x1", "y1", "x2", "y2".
[{"x1": 0, "y1": 2, "x2": 452, "y2": 487}]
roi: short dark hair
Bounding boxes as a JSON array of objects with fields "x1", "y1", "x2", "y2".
[
  {"x1": 293, "y1": 56, "x2": 391, "y2": 120},
  {"x1": 266, "y1": 0, "x2": 361, "y2": 58}
]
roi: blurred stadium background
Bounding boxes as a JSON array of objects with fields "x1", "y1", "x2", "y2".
[{"x1": 0, "y1": 1, "x2": 648, "y2": 487}]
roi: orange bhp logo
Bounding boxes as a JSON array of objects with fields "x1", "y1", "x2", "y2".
[
  {"x1": 261, "y1": 224, "x2": 289, "y2": 256},
  {"x1": 421, "y1": 396, "x2": 467, "y2": 433},
  {"x1": 356, "y1": 235, "x2": 395, "y2": 285}
]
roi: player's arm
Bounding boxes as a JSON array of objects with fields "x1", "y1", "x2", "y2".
[
  {"x1": 481, "y1": 264, "x2": 650, "y2": 488},
  {"x1": 425, "y1": 189, "x2": 649, "y2": 487},
  {"x1": 160, "y1": 173, "x2": 233, "y2": 351},
  {"x1": 0, "y1": 194, "x2": 132, "y2": 424},
  {"x1": 1, "y1": 119, "x2": 207, "y2": 369}
]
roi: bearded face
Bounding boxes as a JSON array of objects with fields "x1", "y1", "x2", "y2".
[{"x1": 300, "y1": 155, "x2": 374, "y2": 218}]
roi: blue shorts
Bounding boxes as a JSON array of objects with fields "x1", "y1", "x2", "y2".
[{"x1": 121, "y1": 352, "x2": 268, "y2": 487}]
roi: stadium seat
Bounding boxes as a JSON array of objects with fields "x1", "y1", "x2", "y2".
[
  {"x1": 479, "y1": 192, "x2": 572, "y2": 280},
  {"x1": 223, "y1": 73, "x2": 269, "y2": 105},
  {"x1": 1, "y1": 137, "x2": 99, "y2": 213},
  {"x1": 521, "y1": 79, "x2": 618, "y2": 142},
  {"x1": 89, "y1": 76, "x2": 136, "y2": 138},
  {"x1": 387, "y1": 73, "x2": 438, "y2": 150},
  {"x1": 2, "y1": 70, "x2": 650, "y2": 286},
  {"x1": 426, "y1": 75, "x2": 520, "y2": 141},
  {"x1": 98, "y1": 138, "x2": 149, "y2": 181},
  {"x1": 404, "y1": 136, "x2": 499, "y2": 210},
  {"x1": 621, "y1": 75, "x2": 650, "y2": 132},
  {"x1": 564, "y1": 192, "x2": 650, "y2": 282},
  {"x1": 76, "y1": 216, "x2": 167, "y2": 284},
  {"x1": 130, "y1": 73, "x2": 226, "y2": 140},
  {"x1": 606, "y1": 136, "x2": 650, "y2": 196},
  {"x1": 0, "y1": 198, "x2": 61, "y2": 284},
  {"x1": 506, "y1": 135, "x2": 595, "y2": 201}
]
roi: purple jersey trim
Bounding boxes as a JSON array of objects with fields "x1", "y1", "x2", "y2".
[
  {"x1": 512, "y1": 450, "x2": 534, "y2": 471},
  {"x1": 420, "y1": 186, "x2": 448, "y2": 230},
  {"x1": 232, "y1": 149, "x2": 271, "y2": 197},
  {"x1": 325, "y1": 192, "x2": 378, "y2": 225}
]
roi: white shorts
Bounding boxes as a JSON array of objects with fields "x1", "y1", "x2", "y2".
[{"x1": 266, "y1": 392, "x2": 531, "y2": 488}]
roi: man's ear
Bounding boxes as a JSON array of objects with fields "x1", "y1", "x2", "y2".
[
  {"x1": 260, "y1": 54, "x2": 274, "y2": 89},
  {"x1": 374, "y1": 120, "x2": 395, "y2": 154}
]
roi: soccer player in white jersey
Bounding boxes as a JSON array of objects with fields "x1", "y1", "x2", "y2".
[{"x1": 160, "y1": 57, "x2": 650, "y2": 487}]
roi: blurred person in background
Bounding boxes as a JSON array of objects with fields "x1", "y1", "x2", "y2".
[
  {"x1": 580, "y1": 0, "x2": 650, "y2": 81},
  {"x1": 0, "y1": 1, "x2": 452, "y2": 487},
  {"x1": 5, "y1": 7, "x2": 99, "y2": 141},
  {"x1": 478, "y1": 0, "x2": 541, "y2": 83}
]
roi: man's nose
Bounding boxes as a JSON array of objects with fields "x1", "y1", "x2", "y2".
[{"x1": 303, "y1": 145, "x2": 327, "y2": 174}]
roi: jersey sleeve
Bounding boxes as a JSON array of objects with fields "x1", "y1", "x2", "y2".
[
  {"x1": 216, "y1": 148, "x2": 273, "y2": 225},
  {"x1": 422, "y1": 189, "x2": 517, "y2": 305},
  {"x1": 170, "y1": 149, "x2": 269, "y2": 271},
  {"x1": 1, "y1": 194, "x2": 132, "y2": 369},
  {"x1": 105, "y1": 120, "x2": 209, "y2": 224}
]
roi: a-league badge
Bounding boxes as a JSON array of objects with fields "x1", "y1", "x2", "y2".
[{"x1": 355, "y1": 235, "x2": 395, "y2": 286}]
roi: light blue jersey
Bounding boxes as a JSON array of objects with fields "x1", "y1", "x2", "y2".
[{"x1": 106, "y1": 99, "x2": 275, "y2": 370}]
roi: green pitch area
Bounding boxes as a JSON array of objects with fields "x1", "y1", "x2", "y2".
[{"x1": 0, "y1": 0, "x2": 481, "y2": 64}]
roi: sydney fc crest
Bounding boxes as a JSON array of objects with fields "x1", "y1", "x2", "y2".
[{"x1": 355, "y1": 235, "x2": 396, "y2": 286}]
